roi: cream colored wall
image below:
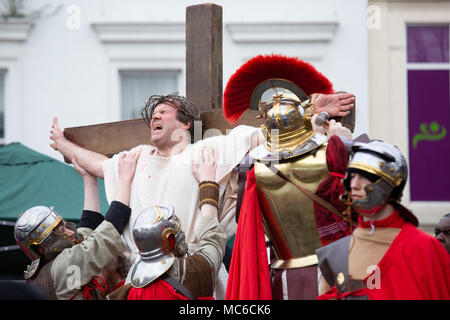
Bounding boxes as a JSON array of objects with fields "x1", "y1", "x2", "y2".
[{"x1": 368, "y1": 0, "x2": 450, "y2": 234}]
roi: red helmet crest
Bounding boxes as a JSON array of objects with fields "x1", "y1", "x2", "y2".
[{"x1": 223, "y1": 54, "x2": 334, "y2": 123}]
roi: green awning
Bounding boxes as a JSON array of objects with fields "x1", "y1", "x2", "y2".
[{"x1": 0, "y1": 142, "x2": 109, "y2": 222}]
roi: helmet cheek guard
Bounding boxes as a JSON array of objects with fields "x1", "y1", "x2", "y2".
[{"x1": 352, "y1": 179, "x2": 393, "y2": 216}]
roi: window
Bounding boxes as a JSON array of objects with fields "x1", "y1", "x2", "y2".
[
  {"x1": 0, "y1": 70, "x2": 5, "y2": 142},
  {"x1": 407, "y1": 25, "x2": 450, "y2": 201},
  {"x1": 120, "y1": 70, "x2": 179, "y2": 120}
]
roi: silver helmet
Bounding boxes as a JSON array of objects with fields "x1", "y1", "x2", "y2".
[
  {"x1": 129, "y1": 205, "x2": 187, "y2": 288},
  {"x1": 14, "y1": 206, "x2": 80, "y2": 279},
  {"x1": 343, "y1": 140, "x2": 408, "y2": 216}
]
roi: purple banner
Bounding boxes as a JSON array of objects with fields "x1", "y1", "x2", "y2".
[
  {"x1": 407, "y1": 26, "x2": 449, "y2": 63},
  {"x1": 408, "y1": 70, "x2": 450, "y2": 201}
]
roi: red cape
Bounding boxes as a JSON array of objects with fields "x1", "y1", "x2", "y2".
[
  {"x1": 225, "y1": 168, "x2": 272, "y2": 300},
  {"x1": 369, "y1": 223, "x2": 450, "y2": 300}
]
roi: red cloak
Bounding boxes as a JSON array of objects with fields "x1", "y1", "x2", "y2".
[{"x1": 225, "y1": 168, "x2": 272, "y2": 300}]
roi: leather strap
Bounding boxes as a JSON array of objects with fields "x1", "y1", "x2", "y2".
[
  {"x1": 162, "y1": 274, "x2": 198, "y2": 300},
  {"x1": 235, "y1": 153, "x2": 253, "y2": 223},
  {"x1": 263, "y1": 162, "x2": 345, "y2": 219},
  {"x1": 316, "y1": 235, "x2": 351, "y2": 294}
]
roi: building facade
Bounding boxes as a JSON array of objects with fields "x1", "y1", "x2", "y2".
[{"x1": 2, "y1": 0, "x2": 448, "y2": 232}]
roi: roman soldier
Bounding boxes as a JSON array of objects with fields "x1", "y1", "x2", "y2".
[
  {"x1": 316, "y1": 140, "x2": 450, "y2": 299},
  {"x1": 14, "y1": 204, "x2": 130, "y2": 299},
  {"x1": 225, "y1": 54, "x2": 357, "y2": 300}
]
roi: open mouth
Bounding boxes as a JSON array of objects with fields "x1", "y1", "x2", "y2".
[{"x1": 152, "y1": 124, "x2": 163, "y2": 132}]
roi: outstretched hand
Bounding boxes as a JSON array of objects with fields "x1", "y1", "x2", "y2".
[
  {"x1": 314, "y1": 92, "x2": 355, "y2": 118},
  {"x1": 192, "y1": 146, "x2": 218, "y2": 183}
]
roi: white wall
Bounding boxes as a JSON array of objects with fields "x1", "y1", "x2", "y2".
[{"x1": 0, "y1": 0, "x2": 368, "y2": 160}]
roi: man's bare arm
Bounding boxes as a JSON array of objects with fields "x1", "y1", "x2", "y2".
[{"x1": 50, "y1": 117, "x2": 107, "y2": 178}]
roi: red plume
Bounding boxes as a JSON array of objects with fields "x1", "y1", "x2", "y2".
[{"x1": 223, "y1": 54, "x2": 334, "y2": 123}]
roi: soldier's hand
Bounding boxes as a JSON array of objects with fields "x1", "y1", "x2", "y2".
[
  {"x1": 117, "y1": 149, "x2": 141, "y2": 183},
  {"x1": 311, "y1": 114, "x2": 327, "y2": 134},
  {"x1": 192, "y1": 146, "x2": 218, "y2": 183},
  {"x1": 325, "y1": 119, "x2": 353, "y2": 139},
  {"x1": 72, "y1": 156, "x2": 92, "y2": 178}
]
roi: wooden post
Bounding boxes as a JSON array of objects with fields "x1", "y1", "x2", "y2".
[{"x1": 186, "y1": 4, "x2": 223, "y2": 112}]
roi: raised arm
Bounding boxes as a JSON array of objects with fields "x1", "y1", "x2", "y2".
[
  {"x1": 51, "y1": 150, "x2": 140, "y2": 299},
  {"x1": 192, "y1": 146, "x2": 219, "y2": 218},
  {"x1": 50, "y1": 117, "x2": 108, "y2": 178},
  {"x1": 73, "y1": 156, "x2": 100, "y2": 213},
  {"x1": 191, "y1": 146, "x2": 227, "y2": 281}
]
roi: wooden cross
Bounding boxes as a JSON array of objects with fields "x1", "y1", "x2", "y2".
[{"x1": 63, "y1": 3, "x2": 262, "y2": 161}]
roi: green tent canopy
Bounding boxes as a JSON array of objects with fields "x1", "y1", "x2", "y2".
[{"x1": 0, "y1": 142, "x2": 110, "y2": 222}]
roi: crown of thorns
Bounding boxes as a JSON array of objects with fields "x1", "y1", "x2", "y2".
[{"x1": 141, "y1": 92, "x2": 201, "y2": 125}]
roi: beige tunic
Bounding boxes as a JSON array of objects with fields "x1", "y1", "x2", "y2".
[
  {"x1": 319, "y1": 226, "x2": 401, "y2": 295},
  {"x1": 51, "y1": 221, "x2": 127, "y2": 300},
  {"x1": 168, "y1": 214, "x2": 227, "y2": 288}
]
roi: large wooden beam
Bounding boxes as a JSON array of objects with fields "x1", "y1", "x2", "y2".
[
  {"x1": 63, "y1": 109, "x2": 263, "y2": 160},
  {"x1": 186, "y1": 3, "x2": 223, "y2": 112},
  {"x1": 63, "y1": 119, "x2": 151, "y2": 160}
]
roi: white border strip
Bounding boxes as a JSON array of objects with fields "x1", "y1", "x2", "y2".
[{"x1": 407, "y1": 63, "x2": 450, "y2": 70}]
